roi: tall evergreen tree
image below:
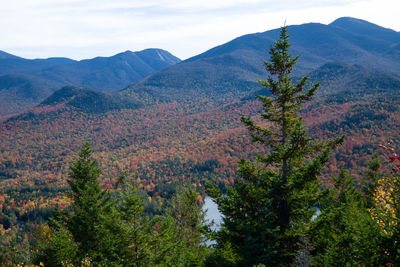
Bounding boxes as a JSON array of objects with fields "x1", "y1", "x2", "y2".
[
  {"x1": 34, "y1": 142, "x2": 116, "y2": 266},
  {"x1": 112, "y1": 175, "x2": 174, "y2": 266},
  {"x1": 66, "y1": 141, "x2": 110, "y2": 261},
  {"x1": 207, "y1": 26, "x2": 343, "y2": 266}
]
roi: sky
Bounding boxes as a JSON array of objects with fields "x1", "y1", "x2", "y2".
[{"x1": 0, "y1": 0, "x2": 399, "y2": 60}]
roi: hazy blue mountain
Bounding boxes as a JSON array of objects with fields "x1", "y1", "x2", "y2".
[
  {"x1": 0, "y1": 56, "x2": 74, "y2": 77},
  {"x1": 0, "y1": 74, "x2": 59, "y2": 116},
  {"x1": 0, "y1": 48, "x2": 180, "y2": 91},
  {"x1": 329, "y1": 17, "x2": 400, "y2": 44},
  {"x1": 39, "y1": 49, "x2": 181, "y2": 92},
  {"x1": 243, "y1": 61, "x2": 400, "y2": 104},
  {"x1": 311, "y1": 62, "x2": 400, "y2": 96},
  {"x1": 0, "y1": 48, "x2": 180, "y2": 116},
  {"x1": 0, "y1": 50, "x2": 21, "y2": 60},
  {"x1": 124, "y1": 17, "x2": 400, "y2": 103}
]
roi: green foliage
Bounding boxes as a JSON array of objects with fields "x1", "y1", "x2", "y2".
[
  {"x1": 33, "y1": 143, "x2": 210, "y2": 266},
  {"x1": 34, "y1": 142, "x2": 117, "y2": 265},
  {"x1": 362, "y1": 153, "x2": 381, "y2": 207},
  {"x1": 164, "y1": 187, "x2": 210, "y2": 266},
  {"x1": 65, "y1": 142, "x2": 109, "y2": 261},
  {"x1": 34, "y1": 225, "x2": 78, "y2": 266},
  {"x1": 206, "y1": 163, "x2": 281, "y2": 266},
  {"x1": 110, "y1": 177, "x2": 173, "y2": 266},
  {"x1": 310, "y1": 170, "x2": 386, "y2": 266},
  {"x1": 207, "y1": 26, "x2": 343, "y2": 266},
  {"x1": 0, "y1": 225, "x2": 31, "y2": 266}
]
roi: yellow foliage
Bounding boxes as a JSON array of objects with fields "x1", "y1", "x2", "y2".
[{"x1": 369, "y1": 176, "x2": 399, "y2": 236}]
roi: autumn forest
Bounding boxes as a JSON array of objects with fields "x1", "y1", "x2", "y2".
[{"x1": 1, "y1": 18, "x2": 400, "y2": 266}]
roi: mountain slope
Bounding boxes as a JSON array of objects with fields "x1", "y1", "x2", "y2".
[
  {"x1": 329, "y1": 17, "x2": 400, "y2": 43},
  {"x1": 311, "y1": 62, "x2": 400, "y2": 97},
  {"x1": 0, "y1": 74, "x2": 59, "y2": 116},
  {"x1": 39, "y1": 86, "x2": 143, "y2": 114},
  {"x1": 0, "y1": 50, "x2": 21, "y2": 60},
  {"x1": 39, "y1": 49, "x2": 181, "y2": 92},
  {"x1": 0, "y1": 49, "x2": 180, "y2": 117},
  {"x1": 124, "y1": 17, "x2": 400, "y2": 103}
]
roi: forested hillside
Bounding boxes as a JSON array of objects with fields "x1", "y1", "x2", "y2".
[{"x1": 0, "y1": 17, "x2": 400, "y2": 265}]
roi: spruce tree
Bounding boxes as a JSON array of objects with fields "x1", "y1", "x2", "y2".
[
  {"x1": 34, "y1": 142, "x2": 119, "y2": 266},
  {"x1": 66, "y1": 141, "x2": 107, "y2": 260},
  {"x1": 113, "y1": 177, "x2": 172, "y2": 266},
  {"x1": 207, "y1": 26, "x2": 344, "y2": 266},
  {"x1": 165, "y1": 187, "x2": 210, "y2": 266}
]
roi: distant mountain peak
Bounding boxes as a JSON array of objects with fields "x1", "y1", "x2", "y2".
[
  {"x1": 330, "y1": 17, "x2": 372, "y2": 25},
  {"x1": 329, "y1": 17, "x2": 400, "y2": 38},
  {"x1": 136, "y1": 48, "x2": 181, "y2": 63},
  {"x1": 118, "y1": 50, "x2": 134, "y2": 56}
]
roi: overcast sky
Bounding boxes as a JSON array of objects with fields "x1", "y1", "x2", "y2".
[{"x1": 0, "y1": 0, "x2": 399, "y2": 60}]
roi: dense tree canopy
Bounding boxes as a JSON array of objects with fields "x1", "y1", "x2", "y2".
[{"x1": 33, "y1": 142, "x2": 209, "y2": 266}]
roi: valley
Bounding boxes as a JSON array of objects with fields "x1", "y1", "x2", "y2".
[{"x1": 0, "y1": 16, "x2": 400, "y2": 242}]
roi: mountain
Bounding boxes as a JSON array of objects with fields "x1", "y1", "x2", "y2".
[
  {"x1": 5, "y1": 85, "x2": 144, "y2": 124},
  {"x1": 0, "y1": 48, "x2": 180, "y2": 91},
  {"x1": 311, "y1": 62, "x2": 400, "y2": 96},
  {"x1": 0, "y1": 50, "x2": 21, "y2": 60},
  {"x1": 0, "y1": 74, "x2": 59, "y2": 117},
  {"x1": 124, "y1": 17, "x2": 400, "y2": 103},
  {"x1": 0, "y1": 48, "x2": 180, "y2": 117},
  {"x1": 1, "y1": 18, "x2": 400, "y2": 228},
  {"x1": 38, "y1": 49, "x2": 181, "y2": 92},
  {"x1": 39, "y1": 85, "x2": 143, "y2": 114},
  {"x1": 329, "y1": 17, "x2": 400, "y2": 44}
]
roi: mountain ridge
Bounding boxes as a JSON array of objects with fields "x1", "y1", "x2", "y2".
[
  {"x1": 123, "y1": 17, "x2": 400, "y2": 105},
  {"x1": 0, "y1": 48, "x2": 180, "y2": 117}
]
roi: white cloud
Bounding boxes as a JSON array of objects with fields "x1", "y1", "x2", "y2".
[{"x1": 0, "y1": 0, "x2": 398, "y2": 60}]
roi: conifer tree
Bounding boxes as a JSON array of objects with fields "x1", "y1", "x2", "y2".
[
  {"x1": 165, "y1": 187, "x2": 210, "y2": 266},
  {"x1": 35, "y1": 143, "x2": 207, "y2": 266},
  {"x1": 207, "y1": 26, "x2": 344, "y2": 266},
  {"x1": 34, "y1": 142, "x2": 119, "y2": 266},
  {"x1": 112, "y1": 176, "x2": 173, "y2": 266},
  {"x1": 362, "y1": 154, "x2": 382, "y2": 208},
  {"x1": 66, "y1": 141, "x2": 109, "y2": 260}
]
